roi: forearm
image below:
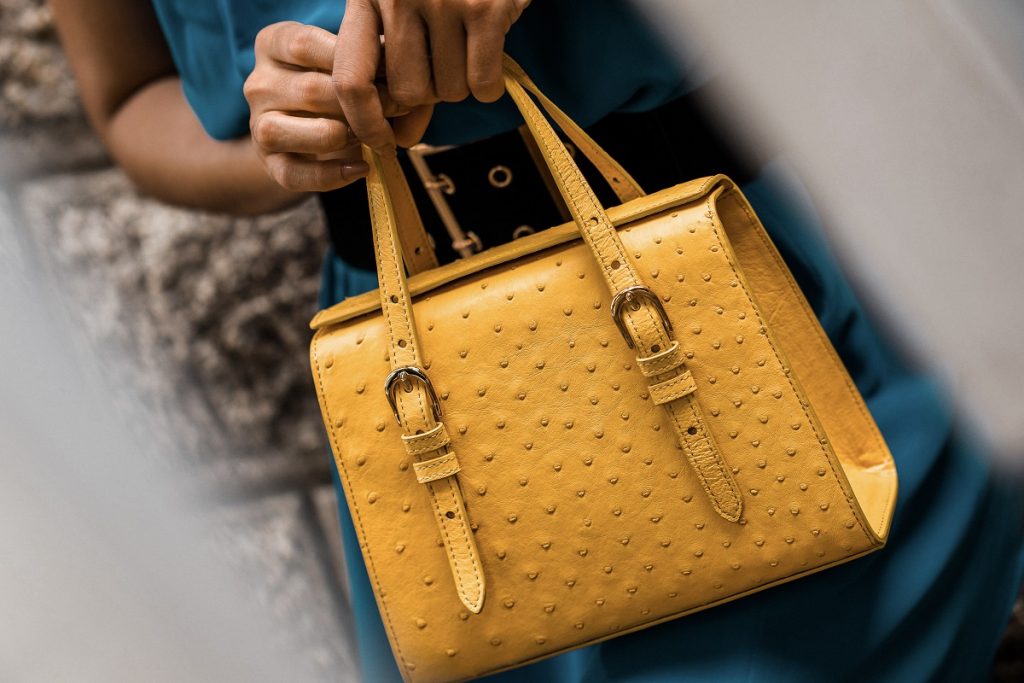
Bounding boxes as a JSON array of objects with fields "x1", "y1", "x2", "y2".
[
  {"x1": 49, "y1": 0, "x2": 304, "y2": 216},
  {"x1": 104, "y1": 76, "x2": 303, "y2": 215}
]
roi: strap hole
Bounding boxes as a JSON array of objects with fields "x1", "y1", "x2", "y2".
[
  {"x1": 445, "y1": 510, "x2": 456, "y2": 519},
  {"x1": 398, "y1": 339, "x2": 408, "y2": 348},
  {"x1": 687, "y1": 426, "x2": 697, "y2": 435},
  {"x1": 611, "y1": 260, "x2": 621, "y2": 269},
  {"x1": 390, "y1": 294, "x2": 399, "y2": 303},
  {"x1": 651, "y1": 344, "x2": 661, "y2": 353},
  {"x1": 414, "y1": 246, "x2": 423, "y2": 255}
]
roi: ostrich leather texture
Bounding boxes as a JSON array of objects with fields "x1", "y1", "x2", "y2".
[{"x1": 309, "y1": 58, "x2": 897, "y2": 683}]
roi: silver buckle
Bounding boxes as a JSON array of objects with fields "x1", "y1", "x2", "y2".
[
  {"x1": 610, "y1": 286, "x2": 674, "y2": 349},
  {"x1": 384, "y1": 366, "x2": 443, "y2": 425},
  {"x1": 406, "y1": 143, "x2": 483, "y2": 258}
]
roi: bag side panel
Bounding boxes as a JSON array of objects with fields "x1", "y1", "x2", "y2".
[{"x1": 714, "y1": 186, "x2": 897, "y2": 541}]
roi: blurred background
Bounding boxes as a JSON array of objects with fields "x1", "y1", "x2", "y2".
[{"x1": 0, "y1": 0, "x2": 1021, "y2": 680}]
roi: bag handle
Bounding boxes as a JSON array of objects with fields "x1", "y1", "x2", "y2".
[
  {"x1": 394, "y1": 59, "x2": 646, "y2": 274},
  {"x1": 501, "y1": 57, "x2": 645, "y2": 203},
  {"x1": 363, "y1": 54, "x2": 742, "y2": 612}
]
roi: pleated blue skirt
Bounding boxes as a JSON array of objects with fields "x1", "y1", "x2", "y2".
[{"x1": 318, "y1": 160, "x2": 1024, "y2": 682}]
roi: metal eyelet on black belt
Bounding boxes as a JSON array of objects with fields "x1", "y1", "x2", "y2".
[
  {"x1": 512, "y1": 225, "x2": 535, "y2": 239},
  {"x1": 488, "y1": 165, "x2": 513, "y2": 188}
]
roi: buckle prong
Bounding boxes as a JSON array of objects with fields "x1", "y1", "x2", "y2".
[
  {"x1": 610, "y1": 286, "x2": 674, "y2": 349},
  {"x1": 384, "y1": 366, "x2": 443, "y2": 425}
]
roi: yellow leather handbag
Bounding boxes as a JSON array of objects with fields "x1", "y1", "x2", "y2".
[{"x1": 309, "y1": 57, "x2": 897, "y2": 683}]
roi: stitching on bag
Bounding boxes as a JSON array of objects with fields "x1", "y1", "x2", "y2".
[
  {"x1": 684, "y1": 397, "x2": 742, "y2": 517},
  {"x1": 517, "y1": 71, "x2": 746, "y2": 525},
  {"x1": 417, "y1": 465, "x2": 460, "y2": 485},
  {"x1": 638, "y1": 342, "x2": 682, "y2": 376},
  {"x1": 650, "y1": 371, "x2": 695, "y2": 402},
  {"x1": 407, "y1": 437, "x2": 447, "y2": 456},
  {"x1": 404, "y1": 426, "x2": 450, "y2": 456},
  {"x1": 388, "y1": 156, "x2": 438, "y2": 272},
  {"x1": 402, "y1": 422, "x2": 445, "y2": 442},
  {"x1": 399, "y1": 337, "x2": 483, "y2": 608},
  {"x1": 400, "y1": 374, "x2": 483, "y2": 610},
  {"x1": 416, "y1": 455, "x2": 457, "y2": 470},
  {"x1": 510, "y1": 83, "x2": 635, "y2": 292},
  {"x1": 414, "y1": 452, "x2": 459, "y2": 473},
  {"x1": 373, "y1": 159, "x2": 484, "y2": 637},
  {"x1": 705, "y1": 190, "x2": 873, "y2": 541},
  {"x1": 603, "y1": 202, "x2": 741, "y2": 517},
  {"x1": 312, "y1": 332, "x2": 408, "y2": 671}
]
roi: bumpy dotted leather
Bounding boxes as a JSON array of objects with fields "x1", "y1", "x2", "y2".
[
  {"x1": 310, "y1": 60, "x2": 897, "y2": 683},
  {"x1": 367, "y1": 146, "x2": 487, "y2": 616},
  {"x1": 500, "y1": 65, "x2": 741, "y2": 523}
]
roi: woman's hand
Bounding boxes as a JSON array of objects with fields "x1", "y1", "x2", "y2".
[
  {"x1": 333, "y1": 0, "x2": 531, "y2": 155},
  {"x1": 244, "y1": 21, "x2": 379, "y2": 192}
]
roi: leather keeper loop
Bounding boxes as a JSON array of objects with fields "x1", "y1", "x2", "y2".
[
  {"x1": 636, "y1": 340, "x2": 684, "y2": 377},
  {"x1": 649, "y1": 370, "x2": 698, "y2": 405},
  {"x1": 413, "y1": 451, "x2": 462, "y2": 484},
  {"x1": 401, "y1": 422, "x2": 451, "y2": 456}
]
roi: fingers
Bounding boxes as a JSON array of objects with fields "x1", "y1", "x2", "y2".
[
  {"x1": 424, "y1": 10, "x2": 469, "y2": 102},
  {"x1": 334, "y1": 0, "x2": 395, "y2": 154},
  {"x1": 264, "y1": 150, "x2": 369, "y2": 192},
  {"x1": 251, "y1": 112, "x2": 350, "y2": 154},
  {"x1": 257, "y1": 21, "x2": 336, "y2": 71},
  {"x1": 393, "y1": 104, "x2": 435, "y2": 147},
  {"x1": 382, "y1": 5, "x2": 435, "y2": 107},
  {"x1": 465, "y1": 6, "x2": 509, "y2": 103}
]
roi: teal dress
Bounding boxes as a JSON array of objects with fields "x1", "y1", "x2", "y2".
[{"x1": 152, "y1": 2, "x2": 1024, "y2": 680}]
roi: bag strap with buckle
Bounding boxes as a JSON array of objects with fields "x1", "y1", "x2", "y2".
[{"x1": 362, "y1": 55, "x2": 742, "y2": 613}]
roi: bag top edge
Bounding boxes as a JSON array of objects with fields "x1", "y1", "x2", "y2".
[{"x1": 310, "y1": 175, "x2": 730, "y2": 331}]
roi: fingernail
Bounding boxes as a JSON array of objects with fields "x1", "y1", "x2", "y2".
[{"x1": 342, "y1": 161, "x2": 369, "y2": 179}]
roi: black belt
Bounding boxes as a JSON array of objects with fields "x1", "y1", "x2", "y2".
[{"x1": 320, "y1": 82, "x2": 760, "y2": 271}]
